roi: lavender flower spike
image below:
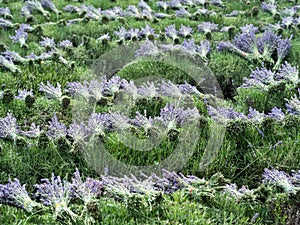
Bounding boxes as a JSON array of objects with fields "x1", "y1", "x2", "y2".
[
  {"x1": 39, "y1": 81, "x2": 62, "y2": 99},
  {"x1": 39, "y1": 36, "x2": 56, "y2": 48},
  {"x1": 274, "y1": 35, "x2": 292, "y2": 70},
  {"x1": 47, "y1": 113, "x2": 67, "y2": 139},
  {"x1": 10, "y1": 28, "x2": 28, "y2": 48},
  {"x1": 268, "y1": 107, "x2": 285, "y2": 121}
]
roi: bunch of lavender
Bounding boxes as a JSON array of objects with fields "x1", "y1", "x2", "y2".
[
  {"x1": 156, "y1": 1, "x2": 169, "y2": 11},
  {"x1": 10, "y1": 27, "x2": 28, "y2": 48},
  {"x1": 274, "y1": 35, "x2": 292, "y2": 70},
  {"x1": 247, "y1": 108, "x2": 266, "y2": 123},
  {"x1": 135, "y1": 40, "x2": 161, "y2": 57},
  {"x1": 0, "y1": 7, "x2": 12, "y2": 19},
  {"x1": 167, "y1": 0, "x2": 183, "y2": 9},
  {"x1": 21, "y1": 123, "x2": 41, "y2": 138},
  {"x1": 0, "y1": 55, "x2": 20, "y2": 73},
  {"x1": 262, "y1": 168, "x2": 294, "y2": 192},
  {"x1": 224, "y1": 183, "x2": 255, "y2": 201},
  {"x1": 240, "y1": 67, "x2": 276, "y2": 90},
  {"x1": 84, "y1": 6, "x2": 102, "y2": 21},
  {"x1": 138, "y1": 24, "x2": 157, "y2": 40},
  {"x1": 39, "y1": 81, "x2": 62, "y2": 99},
  {"x1": 181, "y1": 39, "x2": 211, "y2": 60},
  {"x1": 96, "y1": 33, "x2": 111, "y2": 44},
  {"x1": 34, "y1": 173, "x2": 78, "y2": 220},
  {"x1": 178, "y1": 25, "x2": 192, "y2": 38},
  {"x1": 39, "y1": 36, "x2": 56, "y2": 49},
  {"x1": 165, "y1": 25, "x2": 179, "y2": 43},
  {"x1": 41, "y1": 0, "x2": 61, "y2": 15},
  {"x1": 21, "y1": 5, "x2": 34, "y2": 22},
  {"x1": 268, "y1": 107, "x2": 285, "y2": 121},
  {"x1": 175, "y1": 8, "x2": 191, "y2": 18},
  {"x1": 197, "y1": 22, "x2": 218, "y2": 39},
  {"x1": 47, "y1": 114, "x2": 67, "y2": 140},
  {"x1": 0, "y1": 113, "x2": 20, "y2": 140},
  {"x1": 0, "y1": 179, "x2": 41, "y2": 212},
  {"x1": 286, "y1": 89, "x2": 300, "y2": 115},
  {"x1": 114, "y1": 27, "x2": 128, "y2": 44},
  {"x1": 261, "y1": 1, "x2": 278, "y2": 17},
  {"x1": 275, "y1": 61, "x2": 298, "y2": 83},
  {"x1": 14, "y1": 89, "x2": 33, "y2": 100},
  {"x1": 87, "y1": 113, "x2": 112, "y2": 137},
  {"x1": 24, "y1": 0, "x2": 50, "y2": 18},
  {"x1": 0, "y1": 18, "x2": 16, "y2": 29},
  {"x1": 207, "y1": 105, "x2": 247, "y2": 123},
  {"x1": 2, "y1": 50, "x2": 31, "y2": 64}
]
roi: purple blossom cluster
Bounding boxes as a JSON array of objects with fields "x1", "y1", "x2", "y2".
[
  {"x1": 240, "y1": 62, "x2": 298, "y2": 90},
  {"x1": 286, "y1": 89, "x2": 300, "y2": 115},
  {"x1": 217, "y1": 24, "x2": 292, "y2": 67}
]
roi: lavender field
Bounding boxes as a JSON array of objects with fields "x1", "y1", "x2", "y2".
[{"x1": 0, "y1": 0, "x2": 300, "y2": 224}]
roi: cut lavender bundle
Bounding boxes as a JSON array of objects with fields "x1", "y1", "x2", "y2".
[
  {"x1": 275, "y1": 61, "x2": 298, "y2": 83},
  {"x1": 165, "y1": 25, "x2": 179, "y2": 43},
  {"x1": 0, "y1": 18, "x2": 16, "y2": 29},
  {"x1": 273, "y1": 35, "x2": 292, "y2": 70},
  {"x1": 168, "y1": 0, "x2": 183, "y2": 9},
  {"x1": 178, "y1": 25, "x2": 192, "y2": 38},
  {"x1": 14, "y1": 89, "x2": 33, "y2": 100},
  {"x1": 34, "y1": 173, "x2": 77, "y2": 220},
  {"x1": 268, "y1": 107, "x2": 285, "y2": 121},
  {"x1": 10, "y1": 28, "x2": 28, "y2": 48},
  {"x1": 240, "y1": 67, "x2": 276, "y2": 90},
  {"x1": 39, "y1": 81, "x2": 62, "y2": 99},
  {"x1": 135, "y1": 40, "x2": 161, "y2": 57},
  {"x1": 21, "y1": 123, "x2": 41, "y2": 138},
  {"x1": 175, "y1": 8, "x2": 191, "y2": 18},
  {"x1": 247, "y1": 108, "x2": 265, "y2": 123},
  {"x1": 0, "y1": 7, "x2": 12, "y2": 19},
  {"x1": 25, "y1": 0, "x2": 50, "y2": 18},
  {"x1": 21, "y1": 6, "x2": 34, "y2": 22},
  {"x1": 0, "y1": 113, "x2": 20, "y2": 140},
  {"x1": 138, "y1": 0, "x2": 153, "y2": 13},
  {"x1": 262, "y1": 168, "x2": 294, "y2": 192},
  {"x1": 262, "y1": 1, "x2": 278, "y2": 17},
  {"x1": 197, "y1": 22, "x2": 218, "y2": 40},
  {"x1": 41, "y1": 0, "x2": 61, "y2": 15},
  {"x1": 0, "y1": 179, "x2": 41, "y2": 212},
  {"x1": 0, "y1": 55, "x2": 20, "y2": 73},
  {"x1": 39, "y1": 36, "x2": 56, "y2": 49},
  {"x1": 139, "y1": 24, "x2": 157, "y2": 40},
  {"x1": 47, "y1": 114, "x2": 67, "y2": 139},
  {"x1": 2, "y1": 51, "x2": 30, "y2": 64},
  {"x1": 87, "y1": 113, "x2": 112, "y2": 137},
  {"x1": 207, "y1": 106, "x2": 247, "y2": 122},
  {"x1": 156, "y1": 1, "x2": 169, "y2": 11},
  {"x1": 114, "y1": 27, "x2": 128, "y2": 44},
  {"x1": 224, "y1": 183, "x2": 254, "y2": 200},
  {"x1": 286, "y1": 89, "x2": 300, "y2": 115}
]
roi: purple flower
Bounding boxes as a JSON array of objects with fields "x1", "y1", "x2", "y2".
[
  {"x1": 88, "y1": 113, "x2": 112, "y2": 136},
  {"x1": 225, "y1": 10, "x2": 239, "y2": 17},
  {"x1": 197, "y1": 22, "x2": 219, "y2": 34},
  {"x1": 0, "y1": 7, "x2": 12, "y2": 19},
  {"x1": 130, "y1": 112, "x2": 154, "y2": 130},
  {"x1": 257, "y1": 30, "x2": 280, "y2": 62},
  {"x1": 25, "y1": 0, "x2": 50, "y2": 18},
  {"x1": 207, "y1": 106, "x2": 247, "y2": 121},
  {"x1": 0, "y1": 113, "x2": 19, "y2": 140},
  {"x1": 156, "y1": 1, "x2": 169, "y2": 10},
  {"x1": 177, "y1": 82, "x2": 201, "y2": 96},
  {"x1": 240, "y1": 24, "x2": 259, "y2": 34},
  {"x1": 34, "y1": 173, "x2": 77, "y2": 219},
  {"x1": 247, "y1": 108, "x2": 265, "y2": 123},
  {"x1": 268, "y1": 107, "x2": 285, "y2": 121},
  {"x1": 168, "y1": 0, "x2": 183, "y2": 9},
  {"x1": 281, "y1": 16, "x2": 294, "y2": 29},
  {"x1": 275, "y1": 61, "x2": 298, "y2": 83},
  {"x1": 126, "y1": 28, "x2": 140, "y2": 40},
  {"x1": 262, "y1": 168, "x2": 294, "y2": 192},
  {"x1": 135, "y1": 40, "x2": 160, "y2": 57},
  {"x1": 39, "y1": 36, "x2": 56, "y2": 48},
  {"x1": 165, "y1": 25, "x2": 178, "y2": 40},
  {"x1": 139, "y1": 24, "x2": 157, "y2": 39},
  {"x1": 63, "y1": 5, "x2": 80, "y2": 13},
  {"x1": 114, "y1": 27, "x2": 128, "y2": 42},
  {"x1": 137, "y1": 81, "x2": 158, "y2": 98},
  {"x1": 0, "y1": 179, "x2": 40, "y2": 212},
  {"x1": 21, "y1": 123, "x2": 41, "y2": 138},
  {"x1": 20, "y1": 6, "x2": 33, "y2": 20},
  {"x1": 196, "y1": 40, "x2": 211, "y2": 59},
  {"x1": 240, "y1": 67, "x2": 276, "y2": 89},
  {"x1": 158, "y1": 80, "x2": 183, "y2": 98},
  {"x1": 286, "y1": 89, "x2": 300, "y2": 115},
  {"x1": 0, "y1": 18, "x2": 13, "y2": 28},
  {"x1": 0, "y1": 55, "x2": 20, "y2": 73},
  {"x1": 39, "y1": 81, "x2": 62, "y2": 99},
  {"x1": 138, "y1": 0, "x2": 153, "y2": 12},
  {"x1": 261, "y1": 1, "x2": 277, "y2": 15},
  {"x1": 41, "y1": 0, "x2": 60, "y2": 14},
  {"x1": 15, "y1": 89, "x2": 33, "y2": 100},
  {"x1": 47, "y1": 114, "x2": 67, "y2": 139},
  {"x1": 224, "y1": 183, "x2": 254, "y2": 200},
  {"x1": 70, "y1": 169, "x2": 103, "y2": 203},
  {"x1": 2, "y1": 50, "x2": 29, "y2": 63},
  {"x1": 10, "y1": 28, "x2": 28, "y2": 47},
  {"x1": 67, "y1": 122, "x2": 89, "y2": 144},
  {"x1": 175, "y1": 8, "x2": 191, "y2": 18},
  {"x1": 178, "y1": 25, "x2": 192, "y2": 37},
  {"x1": 59, "y1": 40, "x2": 73, "y2": 48},
  {"x1": 274, "y1": 35, "x2": 292, "y2": 69}
]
